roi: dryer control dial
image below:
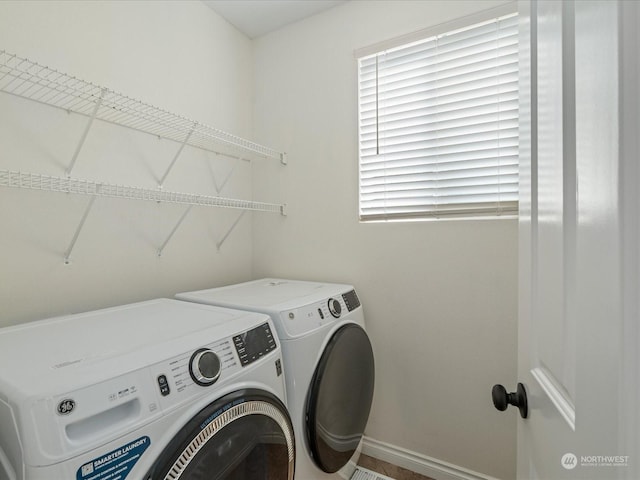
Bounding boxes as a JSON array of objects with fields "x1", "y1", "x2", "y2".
[
  {"x1": 189, "y1": 348, "x2": 221, "y2": 386},
  {"x1": 328, "y1": 298, "x2": 342, "y2": 318}
]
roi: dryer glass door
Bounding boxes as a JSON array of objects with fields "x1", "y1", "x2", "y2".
[
  {"x1": 306, "y1": 323, "x2": 375, "y2": 473},
  {"x1": 147, "y1": 390, "x2": 295, "y2": 480}
]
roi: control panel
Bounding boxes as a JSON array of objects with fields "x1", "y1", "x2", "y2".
[
  {"x1": 148, "y1": 322, "x2": 277, "y2": 410},
  {"x1": 342, "y1": 289, "x2": 361, "y2": 311},
  {"x1": 233, "y1": 322, "x2": 277, "y2": 366},
  {"x1": 280, "y1": 289, "x2": 361, "y2": 337},
  {"x1": 158, "y1": 337, "x2": 236, "y2": 398},
  {"x1": 25, "y1": 321, "x2": 281, "y2": 465}
]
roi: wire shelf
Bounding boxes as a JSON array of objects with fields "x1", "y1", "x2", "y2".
[
  {"x1": 0, "y1": 170, "x2": 285, "y2": 214},
  {"x1": 0, "y1": 50, "x2": 284, "y2": 161}
]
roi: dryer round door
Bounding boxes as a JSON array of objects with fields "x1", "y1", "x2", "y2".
[
  {"x1": 146, "y1": 389, "x2": 295, "y2": 480},
  {"x1": 305, "y1": 323, "x2": 375, "y2": 473}
]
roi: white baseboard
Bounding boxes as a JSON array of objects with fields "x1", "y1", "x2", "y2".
[{"x1": 361, "y1": 437, "x2": 502, "y2": 480}]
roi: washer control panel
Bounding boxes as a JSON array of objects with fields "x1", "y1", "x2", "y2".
[
  {"x1": 26, "y1": 319, "x2": 281, "y2": 464},
  {"x1": 233, "y1": 322, "x2": 277, "y2": 367},
  {"x1": 149, "y1": 321, "x2": 277, "y2": 408},
  {"x1": 153, "y1": 336, "x2": 237, "y2": 403}
]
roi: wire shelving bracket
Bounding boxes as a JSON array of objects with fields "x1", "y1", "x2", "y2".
[
  {"x1": 158, "y1": 122, "x2": 196, "y2": 188},
  {"x1": 157, "y1": 205, "x2": 193, "y2": 257},
  {"x1": 67, "y1": 87, "x2": 106, "y2": 176},
  {"x1": 216, "y1": 210, "x2": 247, "y2": 251},
  {"x1": 0, "y1": 170, "x2": 286, "y2": 259},
  {"x1": 0, "y1": 48, "x2": 288, "y2": 260},
  {"x1": 210, "y1": 154, "x2": 241, "y2": 194},
  {"x1": 64, "y1": 195, "x2": 96, "y2": 264},
  {"x1": 0, "y1": 49, "x2": 286, "y2": 162}
]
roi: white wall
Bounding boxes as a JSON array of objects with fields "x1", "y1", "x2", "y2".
[
  {"x1": 0, "y1": 1, "x2": 257, "y2": 326},
  {"x1": 0, "y1": 1, "x2": 519, "y2": 478},
  {"x1": 251, "y1": 1, "x2": 518, "y2": 479}
]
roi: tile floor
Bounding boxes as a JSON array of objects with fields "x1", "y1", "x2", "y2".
[{"x1": 357, "y1": 454, "x2": 435, "y2": 480}]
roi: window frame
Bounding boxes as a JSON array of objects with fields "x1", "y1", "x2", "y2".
[{"x1": 355, "y1": 3, "x2": 519, "y2": 222}]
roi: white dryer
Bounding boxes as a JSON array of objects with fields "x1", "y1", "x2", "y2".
[
  {"x1": 176, "y1": 279, "x2": 375, "y2": 480},
  {"x1": 0, "y1": 299, "x2": 295, "y2": 480}
]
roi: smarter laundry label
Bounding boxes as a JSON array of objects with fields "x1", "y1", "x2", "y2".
[{"x1": 76, "y1": 436, "x2": 150, "y2": 480}]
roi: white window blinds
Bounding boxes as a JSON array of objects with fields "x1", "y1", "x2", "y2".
[{"x1": 358, "y1": 12, "x2": 519, "y2": 221}]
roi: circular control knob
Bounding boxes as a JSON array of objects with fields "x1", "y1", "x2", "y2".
[
  {"x1": 189, "y1": 348, "x2": 221, "y2": 386},
  {"x1": 328, "y1": 298, "x2": 342, "y2": 318}
]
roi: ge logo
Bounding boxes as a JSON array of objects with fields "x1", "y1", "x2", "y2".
[
  {"x1": 57, "y1": 398, "x2": 76, "y2": 415},
  {"x1": 561, "y1": 453, "x2": 578, "y2": 470}
]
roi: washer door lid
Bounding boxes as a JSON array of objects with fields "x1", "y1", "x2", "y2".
[
  {"x1": 306, "y1": 323, "x2": 375, "y2": 473},
  {"x1": 146, "y1": 389, "x2": 295, "y2": 480}
]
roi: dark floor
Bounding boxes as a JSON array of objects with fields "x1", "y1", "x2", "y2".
[{"x1": 357, "y1": 454, "x2": 435, "y2": 480}]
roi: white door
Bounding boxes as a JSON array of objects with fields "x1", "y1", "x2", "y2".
[{"x1": 510, "y1": 1, "x2": 639, "y2": 479}]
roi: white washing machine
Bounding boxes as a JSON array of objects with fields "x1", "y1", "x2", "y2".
[
  {"x1": 176, "y1": 279, "x2": 375, "y2": 480},
  {"x1": 0, "y1": 299, "x2": 295, "y2": 480}
]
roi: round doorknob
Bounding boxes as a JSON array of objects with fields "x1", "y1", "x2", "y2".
[{"x1": 492, "y1": 382, "x2": 528, "y2": 418}]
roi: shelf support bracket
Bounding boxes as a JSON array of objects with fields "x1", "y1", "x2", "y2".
[
  {"x1": 211, "y1": 154, "x2": 240, "y2": 194},
  {"x1": 216, "y1": 210, "x2": 247, "y2": 251},
  {"x1": 157, "y1": 205, "x2": 193, "y2": 257},
  {"x1": 280, "y1": 152, "x2": 287, "y2": 165},
  {"x1": 64, "y1": 195, "x2": 97, "y2": 264},
  {"x1": 66, "y1": 87, "x2": 106, "y2": 177},
  {"x1": 159, "y1": 122, "x2": 197, "y2": 187}
]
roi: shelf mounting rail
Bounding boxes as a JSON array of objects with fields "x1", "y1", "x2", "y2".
[{"x1": 0, "y1": 50, "x2": 287, "y2": 164}]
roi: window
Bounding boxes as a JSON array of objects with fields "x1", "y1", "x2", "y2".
[{"x1": 357, "y1": 11, "x2": 519, "y2": 221}]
